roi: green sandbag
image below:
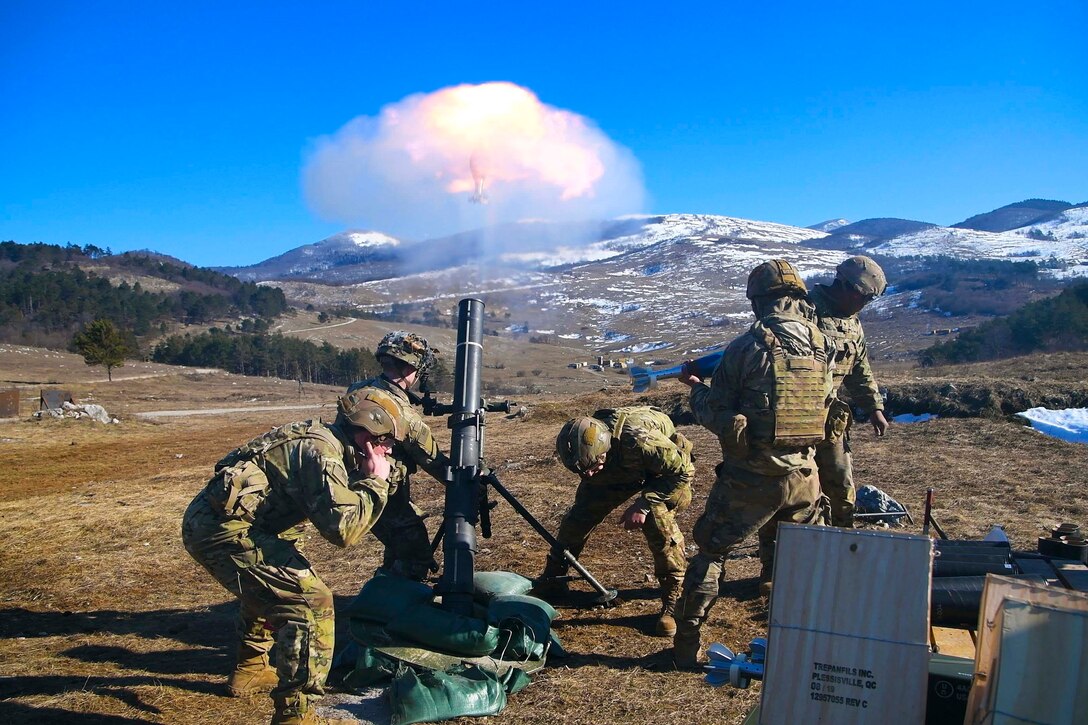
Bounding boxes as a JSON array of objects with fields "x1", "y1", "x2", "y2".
[
  {"x1": 342, "y1": 645, "x2": 403, "y2": 691},
  {"x1": 488, "y1": 594, "x2": 556, "y2": 661},
  {"x1": 499, "y1": 667, "x2": 532, "y2": 694},
  {"x1": 490, "y1": 594, "x2": 557, "y2": 621},
  {"x1": 348, "y1": 617, "x2": 399, "y2": 648},
  {"x1": 346, "y1": 572, "x2": 434, "y2": 623},
  {"x1": 473, "y1": 571, "x2": 533, "y2": 603},
  {"x1": 386, "y1": 602, "x2": 500, "y2": 657},
  {"x1": 390, "y1": 665, "x2": 507, "y2": 725}
]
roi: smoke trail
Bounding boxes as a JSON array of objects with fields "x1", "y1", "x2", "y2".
[{"x1": 302, "y1": 82, "x2": 645, "y2": 240}]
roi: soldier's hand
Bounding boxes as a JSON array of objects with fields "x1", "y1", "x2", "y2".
[
  {"x1": 359, "y1": 441, "x2": 392, "y2": 481},
  {"x1": 871, "y1": 410, "x2": 889, "y2": 437},
  {"x1": 619, "y1": 503, "x2": 648, "y2": 531},
  {"x1": 677, "y1": 360, "x2": 702, "y2": 388}
]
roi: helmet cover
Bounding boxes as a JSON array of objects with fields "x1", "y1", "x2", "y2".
[
  {"x1": 746, "y1": 259, "x2": 809, "y2": 300},
  {"x1": 556, "y1": 417, "x2": 612, "y2": 474}
]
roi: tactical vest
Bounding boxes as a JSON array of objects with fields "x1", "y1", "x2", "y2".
[
  {"x1": 816, "y1": 313, "x2": 863, "y2": 394},
  {"x1": 740, "y1": 316, "x2": 830, "y2": 447},
  {"x1": 205, "y1": 420, "x2": 346, "y2": 522}
]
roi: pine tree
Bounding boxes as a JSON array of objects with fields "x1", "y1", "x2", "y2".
[{"x1": 72, "y1": 319, "x2": 129, "y2": 381}]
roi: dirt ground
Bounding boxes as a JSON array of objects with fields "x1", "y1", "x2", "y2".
[{"x1": 1, "y1": 346, "x2": 1086, "y2": 724}]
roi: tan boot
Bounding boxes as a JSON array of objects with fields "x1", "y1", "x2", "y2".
[
  {"x1": 227, "y1": 651, "x2": 278, "y2": 697},
  {"x1": 654, "y1": 578, "x2": 682, "y2": 637},
  {"x1": 655, "y1": 601, "x2": 677, "y2": 638}
]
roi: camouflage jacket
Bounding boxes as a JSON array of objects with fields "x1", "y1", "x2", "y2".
[
  {"x1": 199, "y1": 419, "x2": 389, "y2": 548},
  {"x1": 346, "y1": 375, "x2": 449, "y2": 489},
  {"x1": 690, "y1": 297, "x2": 834, "y2": 476},
  {"x1": 583, "y1": 406, "x2": 695, "y2": 507},
  {"x1": 808, "y1": 285, "x2": 884, "y2": 414}
]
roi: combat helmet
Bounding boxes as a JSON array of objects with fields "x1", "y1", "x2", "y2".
[
  {"x1": 836, "y1": 256, "x2": 887, "y2": 297},
  {"x1": 556, "y1": 417, "x2": 612, "y2": 475},
  {"x1": 746, "y1": 259, "x2": 808, "y2": 300},
  {"x1": 375, "y1": 331, "x2": 437, "y2": 372},
  {"x1": 337, "y1": 388, "x2": 402, "y2": 440}
]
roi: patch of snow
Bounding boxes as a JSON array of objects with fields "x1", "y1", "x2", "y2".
[
  {"x1": 340, "y1": 231, "x2": 400, "y2": 248},
  {"x1": 1016, "y1": 407, "x2": 1088, "y2": 444},
  {"x1": 618, "y1": 341, "x2": 672, "y2": 353},
  {"x1": 893, "y1": 413, "x2": 937, "y2": 423}
]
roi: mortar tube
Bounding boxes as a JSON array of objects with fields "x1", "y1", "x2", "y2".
[{"x1": 437, "y1": 298, "x2": 484, "y2": 617}]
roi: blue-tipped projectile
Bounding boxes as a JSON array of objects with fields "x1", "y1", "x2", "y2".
[
  {"x1": 704, "y1": 638, "x2": 766, "y2": 688},
  {"x1": 629, "y1": 349, "x2": 724, "y2": 392}
]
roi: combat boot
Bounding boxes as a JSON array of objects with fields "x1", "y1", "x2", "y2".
[
  {"x1": 655, "y1": 600, "x2": 677, "y2": 637},
  {"x1": 672, "y1": 627, "x2": 704, "y2": 671},
  {"x1": 227, "y1": 648, "x2": 278, "y2": 697},
  {"x1": 758, "y1": 563, "x2": 773, "y2": 598},
  {"x1": 654, "y1": 579, "x2": 682, "y2": 637}
]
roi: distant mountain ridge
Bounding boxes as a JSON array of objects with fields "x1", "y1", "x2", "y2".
[
  {"x1": 220, "y1": 214, "x2": 831, "y2": 285},
  {"x1": 807, "y1": 218, "x2": 851, "y2": 232},
  {"x1": 953, "y1": 199, "x2": 1074, "y2": 233},
  {"x1": 219, "y1": 198, "x2": 1088, "y2": 302},
  {"x1": 804, "y1": 218, "x2": 938, "y2": 251},
  {"x1": 218, "y1": 230, "x2": 402, "y2": 283}
]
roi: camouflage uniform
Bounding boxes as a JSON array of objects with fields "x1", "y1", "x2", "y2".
[
  {"x1": 808, "y1": 284, "x2": 885, "y2": 527},
  {"x1": 345, "y1": 375, "x2": 449, "y2": 580},
  {"x1": 674, "y1": 293, "x2": 832, "y2": 664},
  {"x1": 544, "y1": 407, "x2": 695, "y2": 605},
  {"x1": 182, "y1": 419, "x2": 389, "y2": 719}
]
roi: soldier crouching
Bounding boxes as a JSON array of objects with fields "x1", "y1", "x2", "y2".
[{"x1": 181, "y1": 391, "x2": 400, "y2": 725}]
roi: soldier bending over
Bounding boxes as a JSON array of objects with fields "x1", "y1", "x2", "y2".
[{"x1": 537, "y1": 406, "x2": 695, "y2": 637}]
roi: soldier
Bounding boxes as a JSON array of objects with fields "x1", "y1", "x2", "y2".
[
  {"x1": 346, "y1": 331, "x2": 450, "y2": 581},
  {"x1": 808, "y1": 255, "x2": 889, "y2": 527},
  {"x1": 181, "y1": 391, "x2": 399, "y2": 725},
  {"x1": 537, "y1": 406, "x2": 695, "y2": 637},
  {"x1": 672, "y1": 259, "x2": 833, "y2": 669}
]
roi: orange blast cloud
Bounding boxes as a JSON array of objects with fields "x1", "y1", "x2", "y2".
[{"x1": 302, "y1": 82, "x2": 644, "y2": 239}]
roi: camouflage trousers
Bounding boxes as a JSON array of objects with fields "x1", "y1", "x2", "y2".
[
  {"x1": 815, "y1": 433, "x2": 855, "y2": 528},
  {"x1": 370, "y1": 480, "x2": 434, "y2": 581},
  {"x1": 674, "y1": 463, "x2": 821, "y2": 643},
  {"x1": 182, "y1": 494, "x2": 335, "y2": 714},
  {"x1": 546, "y1": 480, "x2": 692, "y2": 593}
]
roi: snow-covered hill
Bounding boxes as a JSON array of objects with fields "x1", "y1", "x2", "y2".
[
  {"x1": 268, "y1": 213, "x2": 844, "y2": 357},
  {"x1": 869, "y1": 207, "x2": 1088, "y2": 265},
  {"x1": 496, "y1": 214, "x2": 828, "y2": 267},
  {"x1": 234, "y1": 200, "x2": 1087, "y2": 360},
  {"x1": 808, "y1": 218, "x2": 851, "y2": 233},
  {"x1": 220, "y1": 230, "x2": 401, "y2": 281}
]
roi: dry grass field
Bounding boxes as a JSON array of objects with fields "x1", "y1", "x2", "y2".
[{"x1": 1, "y1": 344, "x2": 1086, "y2": 724}]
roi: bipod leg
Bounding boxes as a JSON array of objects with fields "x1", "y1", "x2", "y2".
[
  {"x1": 922, "y1": 488, "x2": 948, "y2": 540},
  {"x1": 483, "y1": 473, "x2": 618, "y2": 605}
]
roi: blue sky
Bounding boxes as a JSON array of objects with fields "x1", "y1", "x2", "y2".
[{"x1": 2, "y1": 1, "x2": 1085, "y2": 267}]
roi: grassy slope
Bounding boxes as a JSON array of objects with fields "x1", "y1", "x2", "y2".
[{"x1": 1, "y1": 346, "x2": 1086, "y2": 724}]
